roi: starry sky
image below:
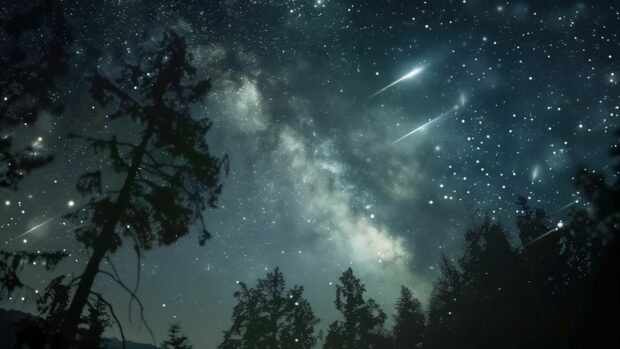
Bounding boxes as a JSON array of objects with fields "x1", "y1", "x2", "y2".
[{"x1": 1, "y1": 0, "x2": 619, "y2": 347}]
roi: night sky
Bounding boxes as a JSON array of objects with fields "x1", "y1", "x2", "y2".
[{"x1": 1, "y1": 0, "x2": 619, "y2": 347}]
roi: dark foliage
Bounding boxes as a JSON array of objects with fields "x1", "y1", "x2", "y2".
[
  {"x1": 425, "y1": 130, "x2": 620, "y2": 349},
  {"x1": 10, "y1": 288, "x2": 112, "y2": 349},
  {"x1": 54, "y1": 29, "x2": 228, "y2": 345},
  {"x1": 0, "y1": 0, "x2": 72, "y2": 189},
  {"x1": 219, "y1": 268, "x2": 319, "y2": 349},
  {"x1": 79, "y1": 300, "x2": 112, "y2": 349},
  {"x1": 0, "y1": 29, "x2": 227, "y2": 348},
  {"x1": 160, "y1": 323, "x2": 193, "y2": 349},
  {"x1": 0, "y1": 251, "x2": 67, "y2": 299},
  {"x1": 324, "y1": 268, "x2": 389, "y2": 349},
  {"x1": 392, "y1": 286, "x2": 424, "y2": 349}
]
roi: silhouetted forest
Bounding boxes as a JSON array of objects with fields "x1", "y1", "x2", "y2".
[
  {"x1": 1, "y1": 2, "x2": 618, "y2": 349},
  {"x1": 216, "y1": 131, "x2": 619, "y2": 349}
]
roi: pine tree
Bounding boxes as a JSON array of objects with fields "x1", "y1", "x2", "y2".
[
  {"x1": 514, "y1": 198, "x2": 568, "y2": 348},
  {"x1": 48, "y1": 30, "x2": 229, "y2": 345},
  {"x1": 219, "y1": 267, "x2": 319, "y2": 349},
  {"x1": 324, "y1": 268, "x2": 388, "y2": 349},
  {"x1": 161, "y1": 323, "x2": 193, "y2": 349},
  {"x1": 78, "y1": 300, "x2": 111, "y2": 349},
  {"x1": 425, "y1": 256, "x2": 463, "y2": 349},
  {"x1": 426, "y1": 221, "x2": 524, "y2": 349},
  {"x1": 392, "y1": 286, "x2": 425, "y2": 349},
  {"x1": 562, "y1": 129, "x2": 620, "y2": 348}
]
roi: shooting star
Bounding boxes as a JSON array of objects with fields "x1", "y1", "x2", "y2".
[
  {"x1": 524, "y1": 221, "x2": 564, "y2": 248},
  {"x1": 389, "y1": 107, "x2": 457, "y2": 146},
  {"x1": 369, "y1": 66, "x2": 425, "y2": 98},
  {"x1": 10, "y1": 215, "x2": 60, "y2": 241},
  {"x1": 554, "y1": 200, "x2": 579, "y2": 214}
]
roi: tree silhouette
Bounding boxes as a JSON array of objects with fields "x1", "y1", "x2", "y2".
[
  {"x1": 10, "y1": 284, "x2": 111, "y2": 349},
  {"x1": 0, "y1": 3, "x2": 73, "y2": 343},
  {"x1": 392, "y1": 286, "x2": 425, "y2": 349},
  {"x1": 426, "y1": 220, "x2": 526, "y2": 349},
  {"x1": 54, "y1": 30, "x2": 228, "y2": 345},
  {"x1": 425, "y1": 256, "x2": 463, "y2": 349},
  {"x1": 324, "y1": 268, "x2": 389, "y2": 349},
  {"x1": 0, "y1": 250, "x2": 67, "y2": 299},
  {"x1": 78, "y1": 299, "x2": 112, "y2": 349},
  {"x1": 423, "y1": 126, "x2": 620, "y2": 349},
  {"x1": 25, "y1": 30, "x2": 228, "y2": 346},
  {"x1": 160, "y1": 323, "x2": 193, "y2": 349},
  {"x1": 219, "y1": 267, "x2": 319, "y2": 349},
  {"x1": 562, "y1": 129, "x2": 620, "y2": 348},
  {"x1": 0, "y1": 0, "x2": 72, "y2": 189},
  {"x1": 10, "y1": 274, "x2": 71, "y2": 348},
  {"x1": 514, "y1": 198, "x2": 569, "y2": 348}
]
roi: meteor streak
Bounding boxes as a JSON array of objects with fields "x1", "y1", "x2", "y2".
[
  {"x1": 524, "y1": 221, "x2": 565, "y2": 247},
  {"x1": 10, "y1": 215, "x2": 60, "y2": 241},
  {"x1": 389, "y1": 107, "x2": 456, "y2": 146},
  {"x1": 523, "y1": 227, "x2": 559, "y2": 247},
  {"x1": 369, "y1": 66, "x2": 424, "y2": 98},
  {"x1": 554, "y1": 200, "x2": 578, "y2": 214}
]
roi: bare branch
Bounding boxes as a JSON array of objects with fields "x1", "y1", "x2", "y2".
[
  {"x1": 125, "y1": 231, "x2": 143, "y2": 326},
  {"x1": 98, "y1": 269, "x2": 156, "y2": 344}
]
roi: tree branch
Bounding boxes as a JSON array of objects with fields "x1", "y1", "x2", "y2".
[
  {"x1": 89, "y1": 292, "x2": 126, "y2": 349},
  {"x1": 98, "y1": 269, "x2": 156, "y2": 345}
]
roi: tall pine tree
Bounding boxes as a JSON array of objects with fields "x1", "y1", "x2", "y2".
[
  {"x1": 51, "y1": 30, "x2": 228, "y2": 345},
  {"x1": 425, "y1": 256, "x2": 463, "y2": 349},
  {"x1": 392, "y1": 286, "x2": 425, "y2": 349},
  {"x1": 324, "y1": 268, "x2": 389, "y2": 349},
  {"x1": 426, "y1": 221, "x2": 524, "y2": 349}
]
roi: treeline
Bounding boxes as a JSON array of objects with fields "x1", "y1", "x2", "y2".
[
  {"x1": 211, "y1": 129, "x2": 619, "y2": 349},
  {"x1": 168, "y1": 130, "x2": 616, "y2": 349}
]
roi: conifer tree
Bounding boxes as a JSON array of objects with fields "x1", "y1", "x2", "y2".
[
  {"x1": 53, "y1": 30, "x2": 228, "y2": 345},
  {"x1": 219, "y1": 268, "x2": 319, "y2": 349},
  {"x1": 324, "y1": 268, "x2": 388, "y2": 349},
  {"x1": 392, "y1": 286, "x2": 425, "y2": 349},
  {"x1": 0, "y1": 27, "x2": 226, "y2": 348},
  {"x1": 161, "y1": 323, "x2": 193, "y2": 349},
  {"x1": 78, "y1": 300, "x2": 111, "y2": 349}
]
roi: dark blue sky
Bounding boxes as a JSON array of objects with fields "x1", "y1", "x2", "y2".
[{"x1": 1, "y1": 0, "x2": 618, "y2": 347}]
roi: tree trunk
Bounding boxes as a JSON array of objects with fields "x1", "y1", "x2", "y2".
[{"x1": 60, "y1": 124, "x2": 154, "y2": 345}]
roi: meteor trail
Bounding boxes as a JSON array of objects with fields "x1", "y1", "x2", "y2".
[
  {"x1": 389, "y1": 107, "x2": 456, "y2": 146},
  {"x1": 554, "y1": 200, "x2": 578, "y2": 214},
  {"x1": 10, "y1": 215, "x2": 60, "y2": 241},
  {"x1": 369, "y1": 66, "x2": 424, "y2": 98},
  {"x1": 523, "y1": 227, "x2": 559, "y2": 247},
  {"x1": 524, "y1": 221, "x2": 565, "y2": 248}
]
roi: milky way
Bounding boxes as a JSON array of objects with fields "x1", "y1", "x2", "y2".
[{"x1": 1, "y1": 1, "x2": 618, "y2": 347}]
